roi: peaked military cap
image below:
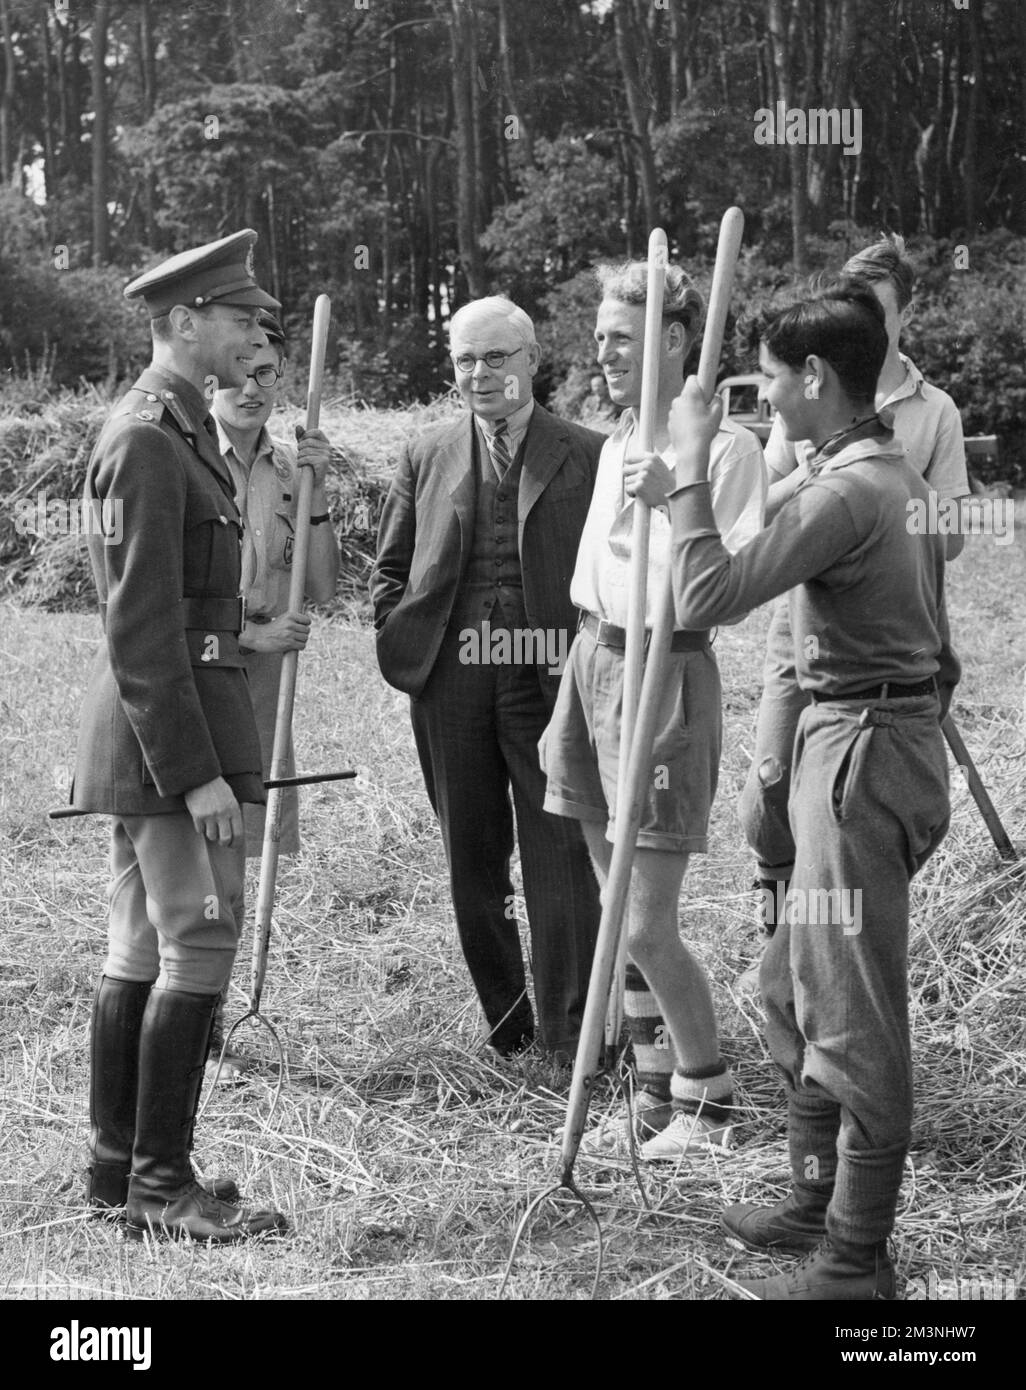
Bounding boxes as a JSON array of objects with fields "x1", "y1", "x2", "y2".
[{"x1": 124, "y1": 229, "x2": 281, "y2": 318}]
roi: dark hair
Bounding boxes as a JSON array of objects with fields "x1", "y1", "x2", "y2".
[
  {"x1": 258, "y1": 310, "x2": 286, "y2": 350},
  {"x1": 842, "y1": 233, "x2": 915, "y2": 310},
  {"x1": 149, "y1": 302, "x2": 216, "y2": 342},
  {"x1": 761, "y1": 282, "x2": 887, "y2": 404}
]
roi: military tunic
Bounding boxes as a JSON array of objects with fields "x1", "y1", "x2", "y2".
[{"x1": 71, "y1": 367, "x2": 263, "y2": 815}]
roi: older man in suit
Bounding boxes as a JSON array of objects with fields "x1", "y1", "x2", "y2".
[{"x1": 372, "y1": 296, "x2": 602, "y2": 1058}]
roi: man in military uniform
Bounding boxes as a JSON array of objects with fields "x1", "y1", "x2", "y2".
[{"x1": 72, "y1": 229, "x2": 287, "y2": 1242}]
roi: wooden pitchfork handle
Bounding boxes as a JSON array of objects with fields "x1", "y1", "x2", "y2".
[
  {"x1": 941, "y1": 714, "x2": 1016, "y2": 860},
  {"x1": 560, "y1": 210, "x2": 745, "y2": 1179},
  {"x1": 605, "y1": 228, "x2": 668, "y2": 1060},
  {"x1": 249, "y1": 293, "x2": 332, "y2": 1015}
]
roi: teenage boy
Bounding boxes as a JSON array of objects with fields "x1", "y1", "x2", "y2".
[
  {"x1": 654, "y1": 284, "x2": 956, "y2": 1299},
  {"x1": 541, "y1": 259, "x2": 765, "y2": 1159}
]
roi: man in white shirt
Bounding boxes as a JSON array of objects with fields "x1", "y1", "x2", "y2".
[{"x1": 540, "y1": 260, "x2": 766, "y2": 1159}]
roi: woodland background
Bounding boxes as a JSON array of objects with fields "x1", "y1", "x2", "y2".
[
  {"x1": 0, "y1": 0, "x2": 1023, "y2": 468},
  {"x1": 1, "y1": 2, "x2": 1024, "y2": 1313}
]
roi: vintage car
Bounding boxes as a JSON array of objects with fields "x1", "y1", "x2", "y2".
[{"x1": 717, "y1": 373, "x2": 775, "y2": 444}]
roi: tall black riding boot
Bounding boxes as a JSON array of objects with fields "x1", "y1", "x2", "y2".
[
  {"x1": 126, "y1": 988, "x2": 286, "y2": 1243},
  {"x1": 87, "y1": 976, "x2": 240, "y2": 1211},
  {"x1": 87, "y1": 976, "x2": 152, "y2": 1209}
]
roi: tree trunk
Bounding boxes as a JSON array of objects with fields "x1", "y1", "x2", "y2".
[
  {"x1": 448, "y1": 0, "x2": 486, "y2": 299},
  {"x1": 138, "y1": 0, "x2": 158, "y2": 245},
  {"x1": 1019, "y1": 0, "x2": 1026, "y2": 235},
  {"x1": 613, "y1": 0, "x2": 659, "y2": 233},
  {"x1": 90, "y1": 0, "x2": 111, "y2": 266},
  {"x1": 805, "y1": 0, "x2": 856, "y2": 227},
  {"x1": 767, "y1": 0, "x2": 808, "y2": 273},
  {"x1": 38, "y1": 0, "x2": 55, "y2": 201},
  {"x1": 497, "y1": 0, "x2": 533, "y2": 164},
  {"x1": 0, "y1": 0, "x2": 17, "y2": 183},
  {"x1": 962, "y1": 0, "x2": 983, "y2": 232}
]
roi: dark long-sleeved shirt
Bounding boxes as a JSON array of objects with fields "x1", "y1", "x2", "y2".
[{"x1": 668, "y1": 427, "x2": 960, "y2": 697}]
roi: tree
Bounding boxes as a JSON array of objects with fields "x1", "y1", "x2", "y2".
[{"x1": 88, "y1": 0, "x2": 110, "y2": 266}]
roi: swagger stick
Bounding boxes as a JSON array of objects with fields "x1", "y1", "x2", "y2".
[
  {"x1": 248, "y1": 293, "x2": 332, "y2": 1013},
  {"x1": 48, "y1": 770, "x2": 356, "y2": 819},
  {"x1": 604, "y1": 229, "x2": 668, "y2": 1061}
]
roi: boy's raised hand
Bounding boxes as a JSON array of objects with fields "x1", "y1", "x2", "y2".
[{"x1": 668, "y1": 376, "x2": 722, "y2": 482}]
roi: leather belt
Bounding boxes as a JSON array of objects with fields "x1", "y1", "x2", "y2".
[
  {"x1": 810, "y1": 678, "x2": 937, "y2": 703},
  {"x1": 181, "y1": 596, "x2": 245, "y2": 633},
  {"x1": 100, "y1": 597, "x2": 244, "y2": 634},
  {"x1": 579, "y1": 611, "x2": 710, "y2": 654}
]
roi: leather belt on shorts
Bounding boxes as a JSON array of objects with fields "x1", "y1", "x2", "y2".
[
  {"x1": 810, "y1": 678, "x2": 937, "y2": 703},
  {"x1": 579, "y1": 611, "x2": 710, "y2": 653}
]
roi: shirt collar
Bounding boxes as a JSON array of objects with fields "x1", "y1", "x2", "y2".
[
  {"x1": 879, "y1": 353, "x2": 925, "y2": 409},
  {"x1": 476, "y1": 396, "x2": 534, "y2": 440},
  {"x1": 807, "y1": 416, "x2": 904, "y2": 476},
  {"x1": 214, "y1": 418, "x2": 274, "y2": 472}
]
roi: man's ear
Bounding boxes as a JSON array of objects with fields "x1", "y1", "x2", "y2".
[
  {"x1": 168, "y1": 304, "x2": 199, "y2": 342},
  {"x1": 665, "y1": 320, "x2": 687, "y2": 358},
  {"x1": 526, "y1": 341, "x2": 541, "y2": 376}
]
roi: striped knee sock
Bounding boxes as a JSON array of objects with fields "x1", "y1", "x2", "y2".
[
  {"x1": 625, "y1": 962, "x2": 673, "y2": 1101},
  {"x1": 670, "y1": 1063, "x2": 734, "y2": 1126}
]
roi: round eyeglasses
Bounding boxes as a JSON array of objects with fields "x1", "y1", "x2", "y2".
[
  {"x1": 245, "y1": 365, "x2": 285, "y2": 388},
  {"x1": 451, "y1": 346, "x2": 524, "y2": 374}
]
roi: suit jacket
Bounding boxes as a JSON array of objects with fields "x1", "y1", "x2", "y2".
[
  {"x1": 71, "y1": 366, "x2": 264, "y2": 815},
  {"x1": 371, "y1": 403, "x2": 604, "y2": 700}
]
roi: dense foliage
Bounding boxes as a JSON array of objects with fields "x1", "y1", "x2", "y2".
[{"x1": 0, "y1": 1, "x2": 1023, "y2": 470}]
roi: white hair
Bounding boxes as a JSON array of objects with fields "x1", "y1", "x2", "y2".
[{"x1": 448, "y1": 295, "x2": 537, "y2": 347}]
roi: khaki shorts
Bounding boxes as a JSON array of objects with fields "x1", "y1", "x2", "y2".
[{"x1": 539, "y1": 625, "x2": 722, "y2": 853}]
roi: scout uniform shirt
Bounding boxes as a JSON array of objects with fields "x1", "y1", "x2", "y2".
[
  {"x1": 216, "y1": 422, "x2": 302, "y2": 853},
  {"x1": 71, "y1": 367, "x2": 263, "y2": 815},
  {"x1": 669, "y1": 419, "x2": 961, "y2": 697}
]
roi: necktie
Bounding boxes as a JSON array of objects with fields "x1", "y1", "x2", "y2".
[{"x1": 488, "y1": 420, "x2": 512, "y2": 481}]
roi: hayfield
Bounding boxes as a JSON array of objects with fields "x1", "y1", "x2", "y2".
[{"x1": 0, "y1": 438, "x2": 1023, "y2": 1303}]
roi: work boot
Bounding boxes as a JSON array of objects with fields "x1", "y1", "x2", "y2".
[
  {"x1": 734, "y1": 1237, "x2": 897, "y2": 1301},
  {"x1": 735, "y1": 1138, "x2": 907, "y2": 1300},
  {"x1": 86, "y1": 976, "x2": 239, "y2": 1212},
  {"x1": 126, "y1": 988, "x2": 285, "y2": 1243},
  {"x1": 722, "y1": 1086, "x2": 839, "y2": 1255}
]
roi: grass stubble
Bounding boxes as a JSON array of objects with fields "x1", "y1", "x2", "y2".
[{"x1": 0, "y1": 491, "x2": 1023, "y2": 1303}]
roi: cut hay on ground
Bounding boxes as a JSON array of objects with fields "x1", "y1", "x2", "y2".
[
  {"x1": 0, "y1": 495, "x2": 1023, "y2": 1302},
  {"x1": 0, "y1": 388, "x2": 464, "y2": 616}
]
